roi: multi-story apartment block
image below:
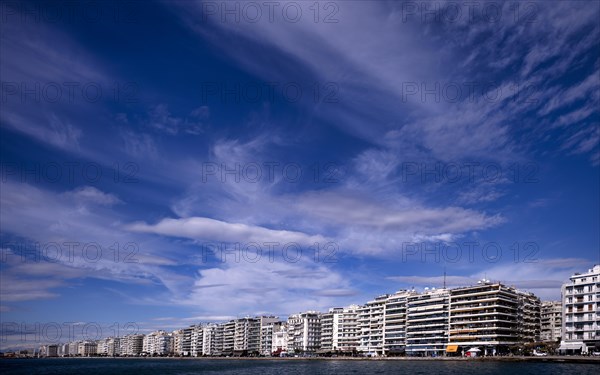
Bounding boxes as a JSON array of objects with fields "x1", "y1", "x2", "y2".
[
  {"x1": 559, "y1": 264, "x2": 600, "y2": 354},
  {"x1": 320, "y1": 308, "x2": 339, "y2": 351},
  {"x1": 68, "y1": 341, "x2": 80, "y2": 356},
  {"x1": 222, "y1": 321, "x2": 235, "y2": 355},
  {"x1": 384, "y1": 291, "x2": 414, "y2": 355},
  {"x1": 191, "y1": 325, "x2": 204, "y2": 356},
  {"x1": 358, "y1": 295, "x2": 388, "y2": 356},
  {"x1": 448, "y1": 281, "x2": 519, "y2": 356},
  {"x1": 234, "y1": 317, "x2": 257, "y2": 352},
  {"x1": 172, "y1": 329, "x2": 184, "y2": 355},
  {"x1": 541, "y1": 301, "x2": 562, "y2": 342},
  {"x1": 59, "y1": 343, "x2": 70, "y2": 357},
  {"x1": 406, "y1": 288, "x2": 449, "y2": 357},
  {"x1": 271, "y1": 322, "x2": 288, "y2": 355},
  {"x1": 516, "y1": 290, "x2": 541, "y2": 343},
  {"x1": 321, "y1": 306, "x2": 360, "y2": 352},
  {"x1": 142, "y1": 330, "x2": 174, "y2": 356},
  {"x1": 77, "y1": 341, "x2": 97, "y2": 356},
  {"x1": 121, "y1": 334, "x2": 144, "y2": 356},
  {"x1": 260, "y1": 319, "x2": 284, "y2": 355},
  {"x1": 201, "y1": 323, "x2": 221, "y2": 356},
  {"x1": 96, "y1": 337, "x2": 120, "y2": 356},
  {"x1": 288, "y1": 311, "x2": 321, "y2": 354}
]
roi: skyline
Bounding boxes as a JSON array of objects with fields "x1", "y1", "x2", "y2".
[{"x1": 1, "y1": 0, "x2": 599, "y2": 353}]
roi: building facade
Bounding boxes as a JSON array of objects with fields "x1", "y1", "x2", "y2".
[
  {"x1": 383, "y1": 291, "x2": 414, "y2": 356},
  {"x1": 406, "y1": 288, "x2": 449, "y2": 357},
  {"x1": 448, "y1": 282, "x2": 519, "y2": 356},
  {"x1": 358, "y1": 295, "x2": 387, "y2": 356},
  {"x1": 541, "y1": 301, "x2": 562, "y2": 342},
  {"x1": 559, "y1": 264, "x2": 600, "y2": 354},
  {"x1": 288, "y1": 311, "x2": 321, "y2": 354}
]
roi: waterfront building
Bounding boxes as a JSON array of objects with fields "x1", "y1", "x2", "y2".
[
  {"x1": 77, "y1": 341, "x2": 97, "y2": 356},
  {"x1": 142, "y1": 330, "x2": 174, "y2": 356},
  {"x1": 191, "y1": 325, "x2": 204, "y2": 357},
  {"x1": 358, "y1": 295, "x2": 387, "y2": 356},
  {"x1": 447, "y1": 281, "x2": 519, "y2": 356},
  {"x1": 559, "y1": 264, "x2": 600, "y2": 354},
  {"x1": 271, "y1": 322, "x2": 288, "y2": 355},
  {"x1": 121, "y1": 334, "x2": 143, "y2": 356},
  {"x1": 384, "y1": 291, "x2": 415, "y2": 356},
  {"x1": 320, "y1": 305, "x2": 360, "y2": 353},
  {"x1": 68, "y1": 341, "x2": 80, "y2": 356},
  {"x1": 406, "y1": 288, "x2": 449, "y2": 357},
  {"x1": 516, "y1": 290, "x2": 541, "y2": 343},
  {"x1": 287, "y1": 311, "x2": 321, "y2": 354},
  {"x1": 260, "y1": 319, "x2": 283, "y2": 355},
  {"x1": 200, "y1": 323, "x2": 223, "y2": 356},
  {"x1": 541, "y1": 301, "x2": 562, "y2": 342},
  {"x1": 222, "y1": 320, "x2": 235, "y2": 355},
  {"x1": 95, "y1": 337, "x2": 119, "y2": 356}
]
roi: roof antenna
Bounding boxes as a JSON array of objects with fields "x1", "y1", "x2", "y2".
[{"x1": 443, "y1": 267, "x2": 446, "y2": 289}]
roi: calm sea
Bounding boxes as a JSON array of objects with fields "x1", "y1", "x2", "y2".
[{"x1": 1, "y1": 358, "x2": 598, "y2": 375}]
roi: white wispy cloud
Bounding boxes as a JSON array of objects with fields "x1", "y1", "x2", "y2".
[{"x1": 127, "y1": 216, "x2": 327, "y2": 245}]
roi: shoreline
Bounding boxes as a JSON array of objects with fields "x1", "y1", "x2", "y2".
[{"x1": 4, "y1": 356, "x2": 600, "y2": 364}]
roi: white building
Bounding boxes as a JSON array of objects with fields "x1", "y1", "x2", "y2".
[
  {"x1": 96, "y1": 337, "x2": 120, "y2": 356},
  {"x1": 384, "y1": 291, "x2": 415, "y2": 356},
  {"x1": 448, "y1": 281, "x2": 519, "y2": 356},
  {"x1": 271, "y1": 323, "x2": 288, "y2": 355},
  {"x1": 517, "y1": 290, "x2": 541, "y2": 343},
  {"x1": 358, "y1": 295, "x2": 387, "y2": 356},
  {"x1": 320, "y1": 305, "x2": 359, "y2": 353},
  {"x1": 191, "y1": 325, "x2": 204, "y2": 357},
  {"x1": 559, "y1": 264, "x2": 600, "y2": 354},
  {"x1": 260, "y1": 319, "x2": 283, "y2": 355},
  {"x1": 406, "y1": 288, "x2": 449, "y2": 357},
  {"x1": 142, "y1": 331, "x2": 174, "y2": 356},
  {"x1": 202, "y1": 323, "x2": 224, "y2": 356},
  {"x1": 121, "y1": 334, "x2": 144, "y2": 356},
  {"x1": 541, "y1": 301, "x2": 562, "y2": 342},
  {"x1": 288, "y1": 311, "x2": 321, "y2": 354},
  {"x1": 77, "y1": 341, "x2": 97, "y2": 356}
]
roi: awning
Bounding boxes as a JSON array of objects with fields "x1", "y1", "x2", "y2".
[
  {"x1": 446, "y1": 345, "x2": 458, "y2": 353},
  {"x1": 558, "y1": 342, "x2": 585, "y2": 351}
]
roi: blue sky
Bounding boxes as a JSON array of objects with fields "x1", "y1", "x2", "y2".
[{"x1": 1, "y1": 0, "x2": 599, "y2": 347}]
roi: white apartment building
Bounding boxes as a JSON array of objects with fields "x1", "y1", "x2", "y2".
[
  {"x1": 384, "y1": 291, "x2": 415, "y2": 356},
  {"x1": 320, "y1": 306, "x2": 359, "y2": 353},
  {"x1": 448, "y1": 281, "x2": 519, "y2": 356},
  {"x1": 68, "y1": 341, "x2": 80, "y2": 356},
  {"x1": 358, "y1": 295, "x2": 387, "y2": 356},
  {"x1": 202, "y1": 323, "x2": 223, "y2": 356},
  {"x1": 142, "y1": 330, "x2": 174, "y2": 356},
  {"x1": 559, "y1": 264, "x2": 600, "y2": 354},
  {"x1": 541, "y1": 301, "x2": 562, "y2": 342},
  {"x1": 287, "y1": 311, "x2": 321, "y2": 354},
  {"x1": 121, "y1": 334, "x2": 144, "y2": 356},
  {"x1": 222, "y1": 321, "x2": 235, "y2": 355},
  {"x1": 406, "y1": 288, "x2": 449, "y2": 357},
  {"x1": 271, "y1": 323, "x2": 288, "y2": 355},
  {"x1": 172, "y1": 329, "x2": 184, "y2": 355},
  {"x1": 260, "y1": 319, "x2": 284, "y2": 356},
  {"x1": 96, "y1": 337, "x2": 120, "y2": 356},
  {"x1": 232, "y1": 316, "x2": 279, "y2": 354},
  {"x1": 516, "y1": 290, "x2": 541, "y2": 343},
  {"x1": 191, "y1": 325, "x2": 204, "y2": 356},
  {"x1": 77, "y1": 341, "x2": 97, "y2": 356}
]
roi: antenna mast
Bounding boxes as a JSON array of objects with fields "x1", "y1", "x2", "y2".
[{"x1": 443, "y1": 267, "x2": 446, "y2": 289}]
